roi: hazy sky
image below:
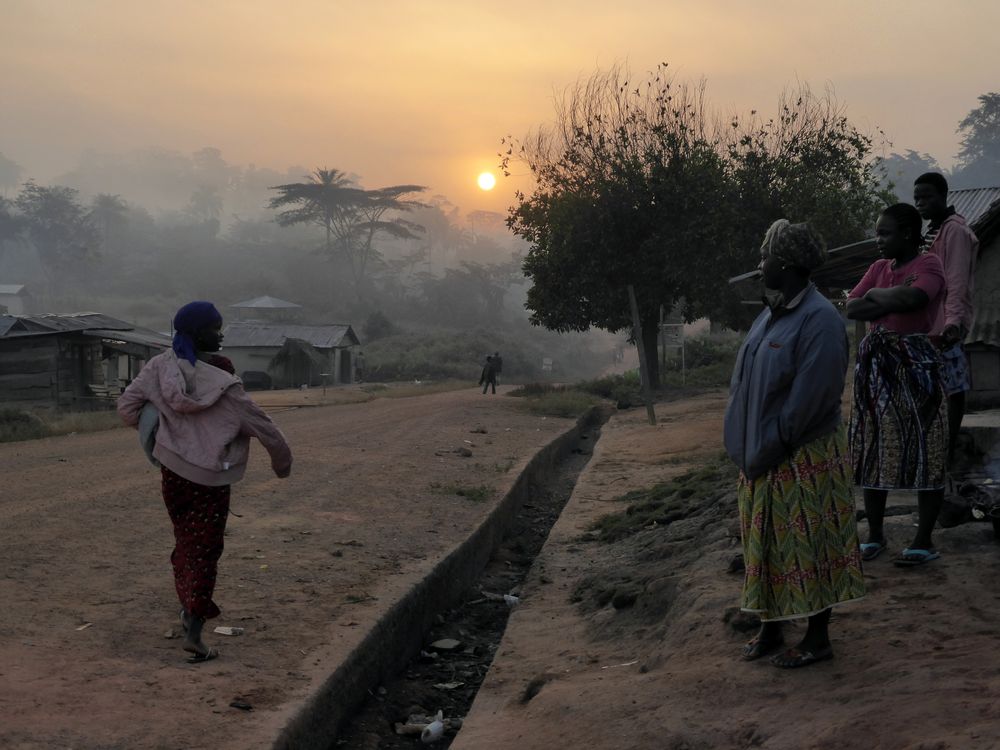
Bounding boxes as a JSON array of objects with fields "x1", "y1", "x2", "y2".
[{"x1": 3, "y1": 0, "x2": 999, "y2": 215}]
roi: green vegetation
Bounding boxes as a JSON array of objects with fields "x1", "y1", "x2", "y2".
[
  {"x1": 588, "y1": 458, "x2": 735, "y2": 542},
  {"x1": 518, "y1": 389, "x2": 601, "y2": 418},
  {"x1": 0, "y1": 408, "x2": 122, "y2": 444}
]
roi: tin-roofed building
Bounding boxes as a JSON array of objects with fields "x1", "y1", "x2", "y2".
[
  {"x1": 222, "y1": 322, "x2": 360, "y2": 388},
  {"x1": 0, "y1": 284, "x2": 31, "y2": 315},
  {"x1": 229, "y1": 295, "x2": 302, "y2": 322},
  {"x1": 0, "y1": 312, "x2": 170, "y2": 408}
]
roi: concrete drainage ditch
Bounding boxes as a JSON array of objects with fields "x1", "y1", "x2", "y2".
[{"x1": 272, "y1": 407, "x2": 609, "y2": 750}]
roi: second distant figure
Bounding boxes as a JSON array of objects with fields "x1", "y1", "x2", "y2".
[{"x1": 479, "y1": 355, "x2": 497, "y2": 395}]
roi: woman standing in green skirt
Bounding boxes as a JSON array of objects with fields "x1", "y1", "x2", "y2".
[{"x1": 724, "y1": 220, "x2": 866, "y2": 669}]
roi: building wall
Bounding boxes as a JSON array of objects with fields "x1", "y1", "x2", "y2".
[
  {"x1": 967, "y1": 233, "x2": 1000, "y2": 409},
  {"x1": 0, "y1": 334, "x2": 104, "y2": 408},
  {"x1": 0, "y1": 294, "x2": 26, "y2": 315}
]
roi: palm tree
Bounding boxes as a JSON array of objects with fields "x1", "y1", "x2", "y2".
[{"x1": 269, "y1": 168, "x2": 426, "y2": 300}]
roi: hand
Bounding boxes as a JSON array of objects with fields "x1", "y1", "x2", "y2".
[
  {"x1": 274, "y1": 462, "x2": 292, "y2": 479},
  {"x1": 941, "y1": 324, "x2": 963, "y2": 348}
]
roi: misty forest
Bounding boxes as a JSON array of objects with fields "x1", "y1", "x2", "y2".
[{"x1": 1, "y1": 83, "x2": 998, "y2": 387}]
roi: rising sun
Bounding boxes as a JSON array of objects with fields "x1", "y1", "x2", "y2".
[{"x1": 477, "y1": 172, "x2": 496, "y2": 191}]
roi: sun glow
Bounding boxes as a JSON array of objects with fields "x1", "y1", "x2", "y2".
[{"x1": 477, "y1": 172, "x2": 496, "y2": 191}]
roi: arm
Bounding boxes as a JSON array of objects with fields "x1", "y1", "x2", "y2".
[
  {"x1": 778, "y1": 310, "x2": 848, "y2": 450},
  {"x1": 940, "y1": 223, "x2": 977, "y2": 341},
  {"x1": 846, "y1": 296, "x2": 887, "y2": 321},
  {"x1": 230, "y1": 387, "x2": 293, "y2": 478},
  {"x1": 862, "y1": 284, "x2": 930, "y2": 313}
]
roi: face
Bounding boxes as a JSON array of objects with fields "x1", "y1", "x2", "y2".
[
  {"x1": 874, "y1": 215, "x2": 911, "y2": 260},
  {"x1": 913, "y1": 183, "x2": 947, "y2": 220},
  {"x1": 193, "y1": 322, "x2": 224, "y2": 352},
  {"x1": 758, "y1": 247, "x2": 785, "y2": 290}
]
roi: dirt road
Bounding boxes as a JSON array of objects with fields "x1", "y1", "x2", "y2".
[{"x1": 0, "y1": 386, "x2": 575, "y2": 750}]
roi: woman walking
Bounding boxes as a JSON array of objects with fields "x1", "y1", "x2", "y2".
[
  {"x1": 724, "y1": 220, "x2": 865, "y2": 668},
  {"x1": 847, "y1": 203, "x2": 948, "y2": 566},
  {"x1": 118, "y1": 301, "x2": 292, "y2": 662}
]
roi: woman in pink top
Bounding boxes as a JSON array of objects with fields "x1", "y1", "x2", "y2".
[
  {"x1": 847, "y1": 204, "x2": 947, "y2": 567},
  {"x1": 118, "y1": 301, "x2": 292, "y2": 662}
]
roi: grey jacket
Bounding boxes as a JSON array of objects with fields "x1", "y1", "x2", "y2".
[{"x1": 723, "y1": 285, "x2": 848, "y2": 480}]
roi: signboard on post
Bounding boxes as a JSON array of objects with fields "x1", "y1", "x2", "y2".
[{"x1": 659, "y1": 323, "x2": 686, "y2": 384}]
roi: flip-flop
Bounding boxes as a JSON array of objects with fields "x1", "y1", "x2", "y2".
[
  {"x1": 893, "y1": 548, "x2": 940, "y2": 567},
  {"x1": 186, "y1": 647, "x2": 219, "y2": 664},
  {"x1": 770, "y1": 646, "x2": 833, "y2": 669},
  {"x1": 860, "y1": 541, "x2": 887, "y2": 561},
  {"x1": 741, "y1": 635, "x2": 785, "y2": 661}
]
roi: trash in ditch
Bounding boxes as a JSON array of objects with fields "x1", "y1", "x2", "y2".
[
  {"x1": 229, "y1": 699, "x2": 253, "y2": 711},
  {"x1": 429, "y1": 638, "x2": 462, "y2": 652},
  {"x1": 421, "y1": 711, "x2": 445, "y2": 744},
  {"x1": 503, "y1": 594, "x2": 520, "y2": 608},
  {"x1": 213, "y1": 626, "x2": 244, "y2": 636},
  {"x1": 75, "y1": 622, "x2": 93, "y2": 631},
  {"x1": 433, "y1": 682, "x2": 464, "y2": 691}
]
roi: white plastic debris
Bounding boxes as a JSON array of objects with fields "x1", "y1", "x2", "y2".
[
  {"x1": 213, "y1": 626, "x2": 244, "y2": 636},
  {"x1": 503, "y1": 594, "x2": 520, "y2": 608},
  {"x1": 421, "y1": 711, "x2": 445, "y2": 743}
]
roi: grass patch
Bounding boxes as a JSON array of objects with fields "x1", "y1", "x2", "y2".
[
  {"x1": 518, "y1": 389, "x2": 602, "y2": 418},
  {"x1": 0, "y1": 407, "x2": 122, "y2": 444},
  {"x1": 429, "y1": 482, "x2": 496, "y2": 502},
  {"x1": 589, "y1": 457, "x2": 736, "y2": 542}
]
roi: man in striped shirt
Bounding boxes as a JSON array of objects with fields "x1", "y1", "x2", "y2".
[{"x1": 913, "y1": 172, "x2": 980, "y2": 475}]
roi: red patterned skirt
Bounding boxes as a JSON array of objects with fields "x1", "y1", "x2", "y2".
[{"x1": 161, "y1": 467, "x2": 231, "y2": 619}]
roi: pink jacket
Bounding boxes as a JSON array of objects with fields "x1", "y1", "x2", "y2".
[
  {"x1": 927, "y1": 214, "x2": 979, "y2": 336},
  {"x1": 118, "y1": 351, "x2": 292, "y2": 486}
]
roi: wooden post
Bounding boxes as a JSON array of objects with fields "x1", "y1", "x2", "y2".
[{"x1": 628, "y1": 285, "x2": 657, "y2": 426}]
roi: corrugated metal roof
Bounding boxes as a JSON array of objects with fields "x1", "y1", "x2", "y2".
[
  {"x1": 83, "y1": 328, "x2": 171, "y2": 349},
  {"x1": 0, "y1": 315, "x2": 16, "y2": 337},
  {"x1": 0, "y1": 284, "x2": 26, "y2": 295},
  {"x1": 223, "y1": 323, "x2": 359, "y2": 349},
  {"x1": 0, "y1": 312, "x2": 138, "y2": 337},
  {"x1": 230, "y1": 295, "x2": 302, "y2": 309},
  {"x1": 729, "y1": 187, "x2": 1000, "y2": 293},
  {"x1": 952, "y1": 188, "x2": 1000, "y2": 227}
]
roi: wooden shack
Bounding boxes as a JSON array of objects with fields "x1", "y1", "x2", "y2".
[{"x1": 0, "y1": 313, "x2": 170, "y2": 409}]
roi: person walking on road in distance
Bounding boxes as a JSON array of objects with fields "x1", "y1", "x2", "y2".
[
  {"x1": 724, "y1": 220, "x2": 865, "y2": 669},
  {"x1": 847, "y1": 203, "x2": 948, "y2": 567},
  {"x1": 493, "y1": 351, "x2": 503, "y2": 386},
  {"x1": 913, "y1": 172, "x2": 979, "y2": 478},
  {"x1": 479, "y1": 355, "x2": 497, "y2": 395},
  {"x1": 117, "y1": 301, "x2": 293, "y2": 663}
]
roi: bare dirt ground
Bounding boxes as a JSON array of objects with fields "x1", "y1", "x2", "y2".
[
  {"x1": 454, "y1": 391, "x2": 1000, "y2": 750},
  {"x1": 0, "y1": 385, "x2": 576, "y2": 750}
]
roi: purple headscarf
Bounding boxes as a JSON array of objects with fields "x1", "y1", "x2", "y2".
[{"x1": 172, "y1": 301, "x2": 222, "y2": 365}]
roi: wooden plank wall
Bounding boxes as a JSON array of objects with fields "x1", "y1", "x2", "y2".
[{"x1": 0, "y1": 337, "x2": 59, "y2": 404}]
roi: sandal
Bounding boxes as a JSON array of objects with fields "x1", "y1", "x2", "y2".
[
  {"x1": 893, "y1": 548, "x2": 940, "y2": 567},
  {"x1": 770, "y1": 646, "x2": 833, "y2": 669},
  {"x1": 860, "y1": 540, "x2": 887, "y2": 561},
  {"x1": 742, "y1": 634, "x2": 785, "y2": 661}
]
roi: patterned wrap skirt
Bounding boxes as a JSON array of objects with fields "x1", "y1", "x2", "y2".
[
  {"x1": 738, "y1": 426, "x2": 866, "y2": 622},
  {"x1": 849, "y1": 328, "x2": 947, "y2": 490},
  {"x1": 161, "y1": 467, "x2": 231, "y2": 620}
]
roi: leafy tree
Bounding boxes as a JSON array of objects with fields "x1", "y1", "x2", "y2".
[
  {"x1": 953, "y1": 92, "x2": 1000, "y2": 188},
  {"x1": 503, "y1": 65, "x2": 732, "y2": 387},
  {"x1": 14, "y1": 181, "x2": 101, "y2": 290},
  {"x1": 88, "y1": 193, "x2": 129, "y2": 251},
  {"x1": 717, "y1": 85, "x2": 890, "y2": 326},
  {"x1": 268, "y1": 168, "x2": 427, "y2": 300}
]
